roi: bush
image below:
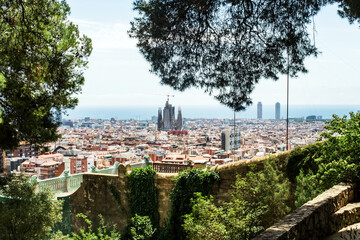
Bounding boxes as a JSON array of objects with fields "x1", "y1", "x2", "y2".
[
  {"x1": 168, "y1": 168, "x2": 220, "y2": 240},
  {"x1": 183, "y1": 193, "x2": 229, "y2": 240},
  {"x1": 316, "y1": 112, "x2": 360, "y2": 189},
  {"x1": 0, "y1": 174, "x2": 62, "y2": 240},
  {"x1": 286, "y1": 143, "x2": 321, "y2": 183},
  {"x1": 72, "y1": 214, "x2": 121, "y2": 240},
  {"x1": 129, "y1": 214, "x2": 156, "y2": 240},
  {"x1": 294, "y1": 169, "x2": 323, "y2": 208},
  {"x1": 183, "y1": 159, "x2": 291, "y2": 240}
]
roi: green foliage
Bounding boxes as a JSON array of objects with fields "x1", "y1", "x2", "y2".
[
  {"x1": 231, "y1": 159, "x2": 291, "y2": 230},
  {"x1": 295, "y1": 169, "x2": 323, "y2": 208},
  {"x1": 130, "y1": 0, "x2": 360, "y2": 110},
  {"x1": 183, "y1": 159, "x2": 291, "y2": 240},
  {"x1": 130, "y1": 214, "x2": 156, "y2": 240},
  {"x1": 129, "y1": 0, "x2": 323, "y2": 110},
  {"x1": 0, "y1": 174, "x2": 62, "y2": 240},
  {"x1": 286, "y1": 143, "x2": 321, "y2": 183},
  {"x1": 335, "y1": 0, "x2": 360, "y2": 26},
  {"x1": 183, "y1": 193, "x2": 228, "y2": 240},
  {"x1": 50, "y1": 231, "x2": 72, "y2": 240},
  {"x1": 72, "y1": 213, "x2": 121, "y2": 240},
  {"x1": 52, "y1": 195, "x2": 72, "y2": 236},
  {"x1": 316, "y1": 112, "x2": 360, "y2": 189},
  {"x1": 291, "y1": 112, "x2": 360, "y2": 206},
  {"x1": 168, "y1": 168, "x2": 220, "y2": 240},
  {"x1": 0, "y1": 0, "x2": 92, "y2": 150},
  {"x1": 128, "y1": 166, "x2": 159, "y2": 227},
  {"x1": 109, "y1": 184, "x2": 121, "y2": 205}
]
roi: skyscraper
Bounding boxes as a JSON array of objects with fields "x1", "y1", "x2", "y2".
[
  {"x1": 275, "y1": 102, "x2": 280, "y2": 120},
  {"x1": 257, "y1": 102, "x2": 262, "y2": 119}
]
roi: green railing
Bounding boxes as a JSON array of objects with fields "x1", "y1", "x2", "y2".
[
  {"x1": 34, "y1": 162, "x2": 120, "y2": 195},
  {"x1": 33, "y1": 161, "x2": 157, "y2": 195}
]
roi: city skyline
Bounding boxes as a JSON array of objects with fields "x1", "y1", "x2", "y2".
[{"x1": 66, "y1": 0, "x2": 360, "y2": 111}]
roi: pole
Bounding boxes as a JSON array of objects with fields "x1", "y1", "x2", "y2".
[
  {"x1": 3, "y1": 150, "x2": 6, "y2": 172},
  {"x1": 286, "y1": 49, "x2": 290, "y2": 151},
  {"x1": 233, "y1": 110, "x2": 236, "y2": 161}
]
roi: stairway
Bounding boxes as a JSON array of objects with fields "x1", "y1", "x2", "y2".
[{"x1": 325, "y1": 202, "x2": 360, "y2": 240}]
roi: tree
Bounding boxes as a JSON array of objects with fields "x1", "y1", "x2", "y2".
[
  {"x1": 129, "y1": 0, "x2": 360, "y2": 111},
  {"x1": 333, "y1": 0, "x2": 360, "y2": 25},
  {"x1": 0, "y1": 174, "x2": 63, "y2": 239},
  {"x1": 129, "y1": 0, "x2": 323, "y2": 111},
  {"x1": 0, "y1": 0, "x2": 92, "y2": 150},
  {"x1": 183, "y1": 193, "x2": 229, "y2": 240},
  {"x1": 316, "y1": 112, "x2": 360, "y2": 189},
  {"x1": 182, "y1": 159, "x2": 291, "y2": 240}
]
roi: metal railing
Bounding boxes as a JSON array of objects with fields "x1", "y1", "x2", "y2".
[
  {"x1": 152, "y1": 162, "x2": 192, "y2": 173},
  {"x1": 33, "y1": 162, "x2": 120, "y2": 194}
]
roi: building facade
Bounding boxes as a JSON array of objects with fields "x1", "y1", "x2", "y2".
[
  {"x1": 221, "y1": 128, "x2": 241, "y2": 151},
  {"x1": 70, "y1": 157, "x2": 88, "y2": 174}
]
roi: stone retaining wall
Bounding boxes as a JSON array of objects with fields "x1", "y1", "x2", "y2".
[
  {"x1": 253, "y1": 183, "x2": 356, "y2": 240},
  {"x1": 68, "y1": 152, "x2": 290, "y2": 232}
]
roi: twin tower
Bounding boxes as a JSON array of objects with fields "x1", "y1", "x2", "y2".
[
  {"x1": 157, "y1": 100, "x2": 183, "y2": 131},
  {"x1": 257, "y1": 102, "x2": 281, "y2": 120}
]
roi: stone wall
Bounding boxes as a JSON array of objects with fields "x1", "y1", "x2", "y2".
[
  {"x1": 253, "y1": 183, "x2": 356, "y2": 240},
  {"x1": 70, "y1": 165, "x2": 130, "y2": 232},
  {"x1": 211, "y1": 152, "x2": 289, "y2": 204},
  {"x1": 68, "y1": 152, "x2": 290, "y2": 232},
  {"x1": 155, "y1": 173, "x2": 176, "y2": 226}
]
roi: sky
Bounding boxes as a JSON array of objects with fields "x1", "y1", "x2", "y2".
[{"x1": 66, "y1": 0, "x2": 360, "y2": 111}]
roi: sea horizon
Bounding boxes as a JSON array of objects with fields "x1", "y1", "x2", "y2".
[{"x1": 63, "y1": 104, "x2": 360, "y2": 121}]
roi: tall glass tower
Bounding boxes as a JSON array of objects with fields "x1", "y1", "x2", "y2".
[
  {"x1": 257, "y1": 102, "x2": 262, "y2": 119},
  {"x1": 275, "y1": 102, "x2": 280, "y2": 120}
]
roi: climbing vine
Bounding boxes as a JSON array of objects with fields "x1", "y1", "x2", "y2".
[
  {"x1": 128, "y1": 166, "x2": 159, "y2": 227},
  {"x1": 167, "y1": 168, "x2": 220, "y2": 240}
]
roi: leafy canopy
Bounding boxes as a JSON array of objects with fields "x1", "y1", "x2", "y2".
[
  {"x1": 0, "y1": 0, "x2": 92, "y2": 150},
  {"x1": 129, "y1": 0, "x2": 360, "y2": 111},
  {"x1": 316, "y1": 112, "x2": 360, "y2": 189},
  {"x1": 0, "y1": 174, "x2": 62, "y2": 240}
]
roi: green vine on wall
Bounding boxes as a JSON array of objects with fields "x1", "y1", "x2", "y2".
[
  {"x1": 128, "y1": 166, "x2": 159, "y2": 228},
  {"x1": 109, "y1": 185, "x2": 121, "y2": 206},
  {"x1": 167, "y1": 168, "x2": 220, "y2": 240}
]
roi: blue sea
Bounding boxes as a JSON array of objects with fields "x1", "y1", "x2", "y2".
[{"x1": 64, "y1": 105, "x2": 360, "y2": 120}]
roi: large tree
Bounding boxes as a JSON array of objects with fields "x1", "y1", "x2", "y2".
[
  {"x1": 0, "y1": 0, "x2": 92, "y2": 150},
  {"x1": 0, "y1": 175, "x2": 62, "y2": 239},
  {"x1": 129, "y1": 0, "x2": 359, "y2": 111}
]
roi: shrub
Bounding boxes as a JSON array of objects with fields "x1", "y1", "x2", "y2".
[
  {"x1": 129, "y1": 214, "x2": 156, "y2": 240},
  {"x1": 168, "y1": 168, "x2": 220, "y2": 240},
  {"x1": 183, "y1": 159, "x2": 291, "y2": 240}
]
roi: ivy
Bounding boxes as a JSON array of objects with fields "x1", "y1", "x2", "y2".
[
  {"x1": 128, "y1": 166, "x2": 159, "y2": 228},
  {"x1": 167, "y1": 168, "x2": 220, "y2": 240},
  {"x1": 109, "y1": 185, "x2": 121, "y2": 206}
]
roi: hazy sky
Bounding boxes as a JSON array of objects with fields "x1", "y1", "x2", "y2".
[{"x1": 66, "y1": 0, "x2": 360, "y2": 110}]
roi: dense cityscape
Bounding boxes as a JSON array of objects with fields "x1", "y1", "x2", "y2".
[
  {"x1": 2, "y1": 1, "x2": 360, "y2": 239},
  {"x1": 1, "y1": 100, "x2": 325, "y2": 180}
]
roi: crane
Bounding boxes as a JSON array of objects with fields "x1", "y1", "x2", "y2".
[{"x1": 166, "y1": 94, "x2": 174, "y2": 102}]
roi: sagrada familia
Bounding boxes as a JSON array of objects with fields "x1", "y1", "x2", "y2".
[{"x1": 157, "y1": 100, "x2": 182, "y2": 131}]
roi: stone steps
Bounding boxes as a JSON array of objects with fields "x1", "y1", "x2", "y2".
[
  {"x1": 330, "y1": 202, "x2": 360, "y2": 232},
  {"x1": 325, "y1": 222, "x2": 360, "y2": 240}
]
